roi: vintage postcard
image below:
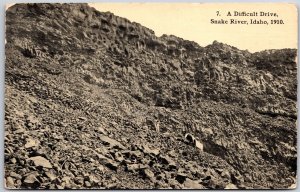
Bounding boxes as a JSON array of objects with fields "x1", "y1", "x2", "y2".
[{"x1": 4, "y1": 3, "x2": 297, "y2": 189}]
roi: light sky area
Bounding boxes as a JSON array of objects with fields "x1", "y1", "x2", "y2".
[
  {"x1": 90, "y1": 3, "x2": 297, "y2": 52},
  {"x1": 6, "y1": 3, "x2": 297, "y2": 52}
]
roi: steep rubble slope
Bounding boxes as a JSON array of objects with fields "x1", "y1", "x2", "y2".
[{"x1": 5, "y1": 3, "x2": 297, "y2": 189}]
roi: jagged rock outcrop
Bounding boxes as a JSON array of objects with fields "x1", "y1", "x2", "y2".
[{"x1": 5, "y1": 3, "x2": 297, "y2": 189}]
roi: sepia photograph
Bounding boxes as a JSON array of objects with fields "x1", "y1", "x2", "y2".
[{"x1": 4, "y1": 3, "x2": 297, "y2": 189}]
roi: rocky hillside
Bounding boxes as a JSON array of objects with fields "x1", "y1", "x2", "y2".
[{"x1": 5, "y1": 3, "x2": 297, "y2": 189}]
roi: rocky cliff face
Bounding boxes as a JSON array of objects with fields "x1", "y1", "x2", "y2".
[{"x1": 5, "y1": 3, "x2": 297, "y2": 189}]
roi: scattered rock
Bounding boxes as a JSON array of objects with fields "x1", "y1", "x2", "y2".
[
  {"x1": 143, "y1": 145, "x2": 160, "y2": 156},
  {"x1": 168, "y1": 179, "x2": 182, "y2": 189},
  {"x1": 10, "y1": 171, "x2": 22, "y2": 180},
  {"x1": 225, "y1": 183, "x2": 238, "y2": 189},
  {"x1": 220, "y1": 170, "x2": 231, "y2": 180},
  {"x1": 28, "y1": 156, "x2": 52, "y2": 168},
  {"x1": 84, "y1": 181, "x2": 91, "y2": 187},
  {"x1": 288, "y1": 183, "x2": 297, "y2": 189},
  {"x1": 114, "y1": 152, "x2": 124, "y2": 162},
  {"x1": 45, "y1": 171, "x2": 56, "y2": 181},
  {"x1": 183, "y1": 178, "x2": 205, "y2": 189},
  {"x1": 5, "y1": 176, "x2": 15, "y2": 188},
  {"x1": 96, "y1": 127, "x2": 107, "y2": 134},
  {"x1": 185, "y1": 133, "x2": 203, "y2": 151},
  {"x1": 141, "y1": 169, "x2": 155, "y2": 181},
  {"x1": 11, "y1": 158, "x2": 17, "y2": 164},
  {"x1": 74, "y1": 177, "x2": 84, "y2": 185},
  {"x1": 99, "y1": 135, "x2": 126, "y2": 149},
  {"x1": 159, "y1": 155, "x2": 177, "y2": 170},
  {"x1": 23, "y1": 173, "x2": 40, "y2": 188},
  {"x1": 176, "y1": 172, "x2": 187, "y2": 184},
  {"x1": 100, "y1": 158, "x2": 119, "y2": 171},
  {"x1": 126, "y1": 164, "x2": 141, "y2": 172},
  {"x1": 25, "y1": 138, "x2": 38, "y2": 148}
]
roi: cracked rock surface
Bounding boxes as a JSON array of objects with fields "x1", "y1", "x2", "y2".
[{"x1": 5, "y1": 3, "x2": 297, "y2": 189}]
